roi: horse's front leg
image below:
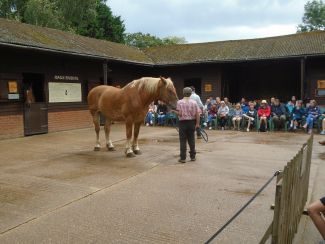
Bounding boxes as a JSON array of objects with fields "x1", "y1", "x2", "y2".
[
  {"x1": 92, "y1": 112, "x2": 101, "y2": 151},
  {"x1": 125, "y1": 120, "x2": 135, "y2": 157},
  {"x1": 132, "y1": 122, "x2": 142, "y2": 155},
  {"x1": 104, "y1": 119, "x2": 115, "y2": 151}
]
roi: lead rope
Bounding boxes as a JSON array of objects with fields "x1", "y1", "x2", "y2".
[{"x1": 204, "y1": 171, "x2": 280, "y2": 244}]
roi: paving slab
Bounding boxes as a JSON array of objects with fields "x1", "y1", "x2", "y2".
[{"x1": 0, "y1": 124, "x2": 317, "y2": 243}]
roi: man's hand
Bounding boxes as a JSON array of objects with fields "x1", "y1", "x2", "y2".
[{"x1": 195, "y1": 123, "x2": 200, "y2": 128}]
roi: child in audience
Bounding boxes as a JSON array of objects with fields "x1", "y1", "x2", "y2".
[
  {"x1": 232, "y1": 103, "x2": 243, "y2": 131},
  {"x1": 240, "y1": 98, "x2": 249, "y2": 113},
  {"x1": 303, "y1": 99, "x2": 321, "y2": 134},
  {"x1": 243, "y1": 102, "x2": 257, "y2": 132},
  {"x1": 258, "y1": 100, "x2": 271, "y2": 132},
  {"x1": 145, "y1": 102, "x2": 156, "y2": 126},
  {"x1": 286, "y1": 95, "x2": 296, "y2": 115},
  {"x1": 289, "y1": 100, "x2": 305, "y2": 131},
  {"x1": 207, "y1": 104, "x2": 218, "y2": 129},
  {"x1": 217, "y1": 101, "x2": 229, "y2": 130}
]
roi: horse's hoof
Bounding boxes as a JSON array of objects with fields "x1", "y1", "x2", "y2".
[
  {"x1": 107, "y1": 145, "x2": 115, "y2": 151},
  {"x1": 94, "y1": 147, "x2": 101, "y2": 151},
  {"x1": 126, "y1": 152, "x2": 136, "y2": 157},
  {"x1": 134, "y1": 150, "x2": 142, "y2": 155}
]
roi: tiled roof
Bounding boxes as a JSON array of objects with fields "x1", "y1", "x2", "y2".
[
  {"x1": 1, "y1": 18, "x2": 325, "y2": 66},
  {"x1": 144, "y1": 31, "x2": 325, "y2": 65},
  {"x1": 0, "y1": 18, "x2": 153, "y2": 64}
]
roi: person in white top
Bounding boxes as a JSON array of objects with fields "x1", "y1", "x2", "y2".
[{"x1": 190, "y1": 86, "x2": 204, "y2": 138}]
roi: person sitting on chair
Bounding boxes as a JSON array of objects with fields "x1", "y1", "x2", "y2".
[
  {"x1": 217, "y1": 101, "x2": 229, "y2": 130},
  {"x1": 232, "y1": 103, "x2": 243, "y2": 131},
  {"x1": 157, "y1": 100, "x2": 167, "y2": 126},
  {"x1": 207, "y1": 104, "x2": 217, "y2": 130},
  {"x1": 258, "y1": 100, "x2": 271, "y2": 132},
  {"x1": 271, "y1": 98, "x2": 286, "y2": 131},
  {"x1": 243, "y1": 102, "x2": 257, "y2": 132},
  {"x1": 289, "y1": 100, "x2": 305, "y2": 131},
  {"x1": 303, "y1": 99, "x2": 321, "y2": 134},
  {"x1": 145, "y1": 102, "x2": 156, "y2": 126}
]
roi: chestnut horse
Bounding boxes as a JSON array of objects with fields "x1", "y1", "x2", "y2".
[{"x1": 87, "y1": 77, "x2": 178, "y2": 157}]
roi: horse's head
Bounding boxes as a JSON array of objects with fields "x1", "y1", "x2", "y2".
[{"x1": 157, "y1": 77, "x2": 178, "y2": 109}]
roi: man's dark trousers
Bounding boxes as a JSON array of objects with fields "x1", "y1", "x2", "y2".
[{"x1": 179, "y1": 120, "x2": 196, "y2": 160}]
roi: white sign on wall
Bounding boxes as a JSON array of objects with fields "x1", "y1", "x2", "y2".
[{"x1": 49, "y1": 82, "x2": 82, "y2": 103}]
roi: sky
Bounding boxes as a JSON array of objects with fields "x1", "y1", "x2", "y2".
[{"x1": 108, "y1": 0, "x2": 308, "y2": 43}]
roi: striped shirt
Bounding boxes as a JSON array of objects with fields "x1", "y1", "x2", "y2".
[{"x1": 177, "y1": 98, "x2": 199, "y2": 121}]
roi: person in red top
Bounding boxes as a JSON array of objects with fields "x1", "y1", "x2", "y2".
[{"x1": 258, "y1": 100, "x2": 271, "y2": 132}]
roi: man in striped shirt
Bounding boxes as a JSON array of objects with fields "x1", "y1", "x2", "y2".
[{"x1": 173, "y1": 87, "x2": 200, "y2": 163}]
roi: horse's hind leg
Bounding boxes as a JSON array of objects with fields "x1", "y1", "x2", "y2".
[
  {"x1": 125, "y1": 120, "x2": 135, "y2": 157},
  {"x1": 132, "y1": 122, "x2": 142, "y2": 155},
  {"x1": 92, "y1": 111, "x2": 101, "y2": 151},
  {"x1": 104, "y1": 119, "x2": 115, "y2": 151}
]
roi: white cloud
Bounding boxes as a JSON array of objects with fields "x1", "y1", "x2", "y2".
[{"x1": 108, "y1": 0, "x2": 308, "y2": 43}]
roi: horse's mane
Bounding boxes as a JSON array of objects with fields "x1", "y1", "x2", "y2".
[{"x1": 124, "y1": 77, "x2": 173, "y2": 94}]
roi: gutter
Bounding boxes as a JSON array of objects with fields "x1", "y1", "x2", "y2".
[{"x1": 0, "y1": 42, "x2": 155, "y2": 67}]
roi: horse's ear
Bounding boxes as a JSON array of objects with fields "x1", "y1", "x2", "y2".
[{"x1": 159, "y1": 76, "x2": 167, "y2": 85}]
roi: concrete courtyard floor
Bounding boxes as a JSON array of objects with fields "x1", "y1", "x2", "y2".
[{"x1": 0, "y1": 124, "x2": 323, "y2": 244}]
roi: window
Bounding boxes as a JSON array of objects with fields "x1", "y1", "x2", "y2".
[{"x1": 316, "y1": 80, "x2": 325, "y2": 96}]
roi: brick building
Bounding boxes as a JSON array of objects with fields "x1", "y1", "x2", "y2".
[{"x1": 0, "y1": 18, "x2": 325, "y2": 139}]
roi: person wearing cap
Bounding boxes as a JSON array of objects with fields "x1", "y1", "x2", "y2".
[
  {"x1": 172, "y1": 87, "x2": 200, "y2": 163},
  {"x1": 258, "y1": 100, "x2": 271, "y2": 132}
]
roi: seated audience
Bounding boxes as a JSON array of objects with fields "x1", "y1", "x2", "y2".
[
  {"x1": 240, "y1": 98, "x2": 249, "y2": 113},
  {"x1": 270, "y1": 97, "x2": 275, "y2": 106},
  {"x1": 303, "y1": 99, "x2": 321, "y2": 134},
  {"x1": 207, "y1": 104, "x2": 218, "y2": 129},
  {"x1": 258, "y1": 100, "x2": 271, "y2": 132},
  {"x1": 232, "y1": 103, "x2": 243, "y2": 131},
  {"x1": 286, "y1": 95, "x2": 296, "y2": 115},
  {"x1": 271, "y1": 98, "x2": 286, "y2": 130},
  {"x1": 215, "y1": 97, "x2": 221, "y2": 109},
  {"x1": 217, "y1": 101, "x2": 229, "y2": 130},
  {"x1": 145, "y1": 102, "x2": 156, "y2": 126},
  {"x1": 289, "y1": 100, "x2": 305, "y2": 131},
  {"x1": 157, "y1": 100, "x2": 167, "y2": 126},
  {"x1": 320, "y1": 112, "x2": 325, "y2": 135},
  {"x1": 243, "y1": 102, "x2": 257, "y2": 132},
  {"x1": 224, "y1": 97, "x2": 231, "y2": 107}
]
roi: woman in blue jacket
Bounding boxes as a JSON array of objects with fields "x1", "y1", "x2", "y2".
[{"x1": 303, "y1": 100, "x2": 321, "y2": 134}]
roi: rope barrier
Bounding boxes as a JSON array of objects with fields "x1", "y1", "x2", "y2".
[{"x1": 204, "y1": 171, "x2": 280, "y2": 244}]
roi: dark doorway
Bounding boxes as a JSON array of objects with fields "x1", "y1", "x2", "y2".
[
  {"x1": 184, "y1": 78, "x2": 202, "y2": 96},
  {"x1": 23, "y1": 73, "x2": 48, "y2": 136},
  {"x1": 224, "y1": 61, "x2": 300, "y2": 103}
]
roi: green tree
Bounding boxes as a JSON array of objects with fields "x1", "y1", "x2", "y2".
[
  {"x1": 297, "y1": 0, "x2": 325, "y2": 32},
  {"x1": 79, "y1": 0, "x2": 125, "y2": 43},
  {"x1": 125, "y1": 32, "x2": 187, "y2": 49},
  {"x1": 0, "y1": 0, "x2": 28, "y2": 20}
]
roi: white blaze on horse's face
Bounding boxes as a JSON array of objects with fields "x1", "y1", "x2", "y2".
[{"x1": 159, "y1": 77, "x2": 178, "y2": 109}]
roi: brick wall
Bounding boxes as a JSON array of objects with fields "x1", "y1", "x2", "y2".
[
  {"x1": 48, "y1": 109, "x2": 93, "y2": 133},
  {"x1": 0, "y1": 114, "x2": 24, "y2": 139}
]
